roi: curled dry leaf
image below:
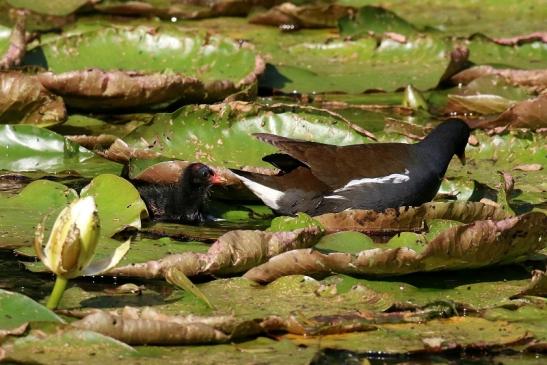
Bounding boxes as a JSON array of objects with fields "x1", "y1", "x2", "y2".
[
  {"x1": 73, "y1": 311, "x2": 229, "y2": 345},
  {"x1": 0, "y1": 323, "x2": 28, "y2": 342},
  {"x1": 70, "y1": 306, "x2": 377, "y2": 344},
  {"x1": 249, "y1": 3, "x2": 353, "y2": 29},
  {"x1": 37, "y1": 69, "x2": 204, "y2": 111},
  {"x1": 99, "y1": 138, "x2": 161, "y2": 164},
  {"x1": 445, "y1": 94, "x2": 515, "y2": 115},
  {"x1": 244, "y1": 212, "x2": 546, "y2": 283},
  {"x1": 0, "y1": 71, "x2": 66, "y2": 126},
  {"x1": 107, "y1": 227, "x2": 322, "y2": 279},
  {"x1": 479, "y1": 93, "x2": 547, "y2": 130},
  {"x1": 314, "y1": 201, "x2": 509, "y2": 235},
  {"x1": 491, "y1": 32, "x2": 547, "y2": 46},
  {"x1": 437, "y1": 46, "x2": 470, "y2": 86},
  {"x1": 0, "y1": 9, "x2": 27, "y2": 70},
  {"x1": 450, "y1": 66, "x2": 547, "y2": 93},
  {"x1": 513, "y1": 163, "x2": 543, "y2": 172}
]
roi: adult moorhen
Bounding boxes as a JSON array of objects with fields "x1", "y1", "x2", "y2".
[
  {"x1": 136, "y1": 163, "x2": 226, "y2": 224},
  {"x1": 230, "y1": 119, "x2": 470, "y2": 215}
]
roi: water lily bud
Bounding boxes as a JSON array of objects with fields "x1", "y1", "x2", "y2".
[
  {"x1": 402, "y1": 84, "x2": 428, "y2": 111},
  {"x1": 35, "y1": 196, "x2": 100, "y2": 279}
]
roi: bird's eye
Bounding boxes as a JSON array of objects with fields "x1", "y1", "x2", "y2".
[{"x1": 199, "y1": 168, "x2": 209, "y2": 178}]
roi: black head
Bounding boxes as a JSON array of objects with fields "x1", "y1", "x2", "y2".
[
  {"x1": 421, "y1": 119, "x2": 470, "y2": 164},
  {"x1": 182, "y1": 163, "x2": 226, "y2": 187}
]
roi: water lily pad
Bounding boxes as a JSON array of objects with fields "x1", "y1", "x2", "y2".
[
  {"x1": 0, "y1": 289, "x2": 63, "y2": 329},
  {"x1": 0, "y1": 180, "x2": 77, "y2": 248},
  {"x1": 22, "y1": 24, "x2": 263, "y2": 109},
  {"x1": 2, "y1": 325, "x2": 135, "y2": 364},
  {"x1": 286, "y1": 316, "x2": 530, "y2": 354},
  {"x1": 338, "y1": 5, "x2": 419, "y2": 37},
  {"x1": 121, "y1": 102, "x2": 370, "y2": 168},
  {"x1": 6, "y1": 0, "x2": 89, "y2": 16},
  {"x1": 468, "y1": 36, "x2": 547, "y2": 69},
  {"x1": 0, "y1": 124, "x2": 122, "y2": 176},
  {"x1": 81, "y1": 174, "x2": 148, "y2": 237}
]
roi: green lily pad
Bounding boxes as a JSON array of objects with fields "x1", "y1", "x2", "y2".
[
  {"x1": 2, "y1": 325, "x2": 135, "y2": 364},
  {"x1": 18, "y1": 236, "x2": 210, "y2": 272},
  {"x1": 338, "y1": 5, "x2": 419, "y2": 37},
  {"x1": 0, "y1": 289, "x2": 63, "y2": 329},
  {"x1": 268, "y1": 213, "x2": 323, "y2": 233},
  {"x1": 287, "y1": 316, "x2": 529, "y2": 354},
  {"x1": 468, "y1": 36, "x2": 547, "y2": 69},
  {"x1": 22, "y1": 23, "x2": 263, "y2": 109},
  {"x1": 0, "y1": 179, "x2": 77, "y2": 248},
  {"x1": 121, "y1": 102, "x2": 370, "y2": 167},
  {"x1": 6, "y1": 0, "x2": 89, "y2": 16},
  {"x1": 0, "y1": 124, "x2": 122, "y2": 177},
  {"x1": 261, "y1": 35, "x2": 453, "y2": 94},
  {"x1": 81, "y1": 174, "x2": 148, "y2": 237},
  {"x1": 315, "y1": 231, "x2": 376, "y2": 254}
]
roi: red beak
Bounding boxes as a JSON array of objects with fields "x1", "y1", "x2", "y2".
[{"x1": 209, "y1": 173, "x2": 227, "y2": 185}]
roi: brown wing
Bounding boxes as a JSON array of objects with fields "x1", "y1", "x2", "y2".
[{"x1": 253, "y1": 133, "x2": 412, "y2": 189}]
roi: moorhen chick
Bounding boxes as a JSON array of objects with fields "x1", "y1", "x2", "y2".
[
  {"x1": 136, "y1": 163, "x2": 225, "y2": 224},
  {"x1": 231, "y1": 119, "x2": 470, "y2": 215}
]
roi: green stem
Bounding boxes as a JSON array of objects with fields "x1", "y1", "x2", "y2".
[{"x1": 46, "y1": 275, "x2": 68, "y2": 310}]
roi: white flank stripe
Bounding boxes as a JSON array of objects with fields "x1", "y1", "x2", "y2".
[
  {"x1": 233, "y1": 174, "x2": 283, "y2": 210},
  {"x1": 324, "y1": 195, "x2": 349, "y2": 201},
  {"x1": 335, "y1": 169, "x2": 410, "y2": 193}
]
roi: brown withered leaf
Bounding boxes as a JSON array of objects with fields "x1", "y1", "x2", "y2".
[
  {"x1": 513, "y1": 163, "x2": 543, "y2": 172},
  {"x1": 107, "y1": 227, "x2": 322, "y2": 279},
  {"x1": 491, "y1": 32, "x2": 547, "y2": 46},
  {"x1": 99, "y1": 138, "x2": 161, "y2": 164},
  {"x1": 249, "y1": 3, "x2": 353, "y2": 29},
  {"x1": 73, "y1": 311, "x2": 229, "y2": 345},
  {"x1": 478, "y1": 93, "x2": 547, "y2": 129},
  {"x1": 244, "y1": 212, "x2": 546, "y2": 283},
  {"x1": 0, "y1": 71, "x2": 66, "y2": 125},
  {"x1": 437, "y1": 46, "x2": 470, "y2": 87},
  {"x1": 0, "y1": 323, "x2": 28, "y2": 342},
  {"x1": 314, "y1": 201, "x2": 509, "y2": 235},
  {"x1": 450, "y1": 66, "x2": 547, "y2": 93},
  {"x1": 37, "y1": 69, "x2": 204, "y2": 111},
  {"x1": 445, "y1": 94, "x2": 515, "y2": 115}
]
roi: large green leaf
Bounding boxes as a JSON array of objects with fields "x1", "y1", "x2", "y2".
[
  {"x1": 80, "y1": 174, "x2": 148, "y2": 237},
  {"x1": 22, "y1": 23, "x2": 263, "y2": 109},
  {"x1": 338, "y1": 5, "x2": 419, "y2": 37},
  {"x1": 6, "y1": 0, "x2": 89, "y2": 16},
  {"x1": 0, "y1": 124, "x2": 122, "y2": 176},
  {"x1": 0, "y1": 289, "x2": 63, "y2": 329},
  {"x1": 260, "y1": 35, "x2": 452, "y2": 93},
  {"x1": 121, "y1": 102, "x2": 370, "y2": 167},
  {"x1": 0, "y1": 180, "x2": 77, "y2": 248}
]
